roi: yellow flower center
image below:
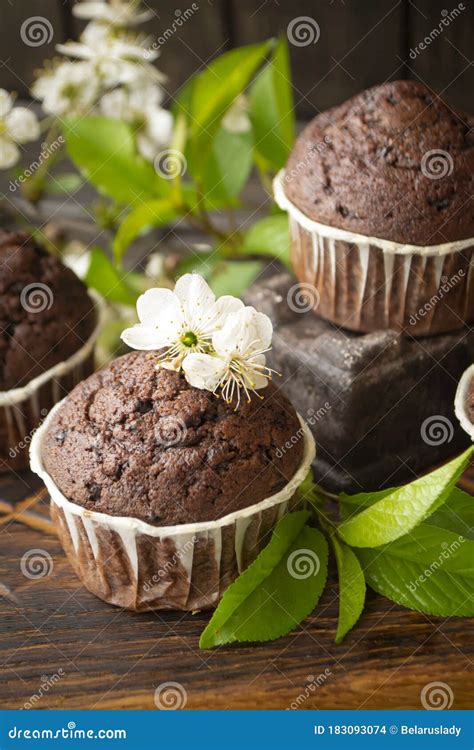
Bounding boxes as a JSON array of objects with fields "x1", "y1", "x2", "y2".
[{"x1": 180, "y1": 331, "x2": 198, "y2": 347}]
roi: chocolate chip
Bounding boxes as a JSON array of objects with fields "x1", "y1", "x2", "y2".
[
  {"x1": 135, "y1": 399, "x2": 153, "y2": 414},
  {"x1": 336, "y1": 203, "x2": 350, "y2": 218},
  {"x1": 427, "y1": 196, "x2": 451, "y2": 211},
  {"x1": 86, "y1": 482, "x2": 101, "y2": 502}
]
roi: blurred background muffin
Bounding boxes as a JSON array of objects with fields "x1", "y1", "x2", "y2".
[{"x1": 0, "y1": 231, "x2": 102, "y2": 472}]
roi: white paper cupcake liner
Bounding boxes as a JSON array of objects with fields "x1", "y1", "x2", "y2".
[
  {"x1": 30, "y1": 405, "x2": 316, "y2": 611},
  {"x1": 274, "y1": 171, "x2": 474, "y2": 336},
  {"x1": 0, "y1": 291, "x2": 105, "y2": 473},
  {"x1": 454, "y1": 364, "x2": 474, "y2": 440}
]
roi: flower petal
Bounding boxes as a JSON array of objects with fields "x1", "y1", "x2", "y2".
[
  {"x1": 246, "y1": 307, "x2": 273, "y2": 349},
  {"x1": 136, "y1": 287, "x2": 182, "y2": 328},
  {"x1": 6, "y1": 107, "x2": 40, "y2": 143},
  {"x1": 211, "y1": 307, "x2": 255, "y2": 357},
  {"x1": 121, "y1": 324, "x2": 168, "y2": 351},
  {"x1": 144, "y1": 107, "x2": 173, "y2": 146},
  {"x1": 249, "y1": 370, "x2": 270, "y2": 391},
  {"x1": 56, "y1": 41, "x2": 92, "y2": 60},
  {"x1": 211, "y1": 295, "x2": 244, "y2": 327},
  {"x1": 0, "y1": 89, "x2": 12, "y2": 118},
  {"x1": 175, "y1": 273, "x2": 216, "y2": 329},
  {"x1": 0, "y1": 136, "x2": 19, "y2": 169},
  {"x1": 100, "y1": 88, "x2": 128, "y2": 119},
  {"x1": 182, "y1": 353, "x2": 226, "y2": 392}
]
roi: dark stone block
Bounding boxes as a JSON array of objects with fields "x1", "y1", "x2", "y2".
[{"x1": 244, "y1": 273, "x2": 474, "y2": 494}]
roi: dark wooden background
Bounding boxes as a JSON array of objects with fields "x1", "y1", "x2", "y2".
[{"x1": 1, "y1": 0, "x2": 473, "y2": 117}]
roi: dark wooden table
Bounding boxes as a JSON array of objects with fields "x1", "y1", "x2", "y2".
[{"x1": 1, "y1": 466, "x2": 472, "y2": 710}]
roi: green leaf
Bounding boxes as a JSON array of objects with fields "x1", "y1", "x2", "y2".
[
  {"x1": 209, "y1": 260, "x2": 263, "y2": 298},
  {"x1": 85, "y1": 246, "x2": 136, "y2": 306},
  {"x1": 64, "y1": 117, "x2": 168, "y2": 204},
  {"x1": 340, "y1": 483, "x2": 474, "y2": 537},
  {"x1": 426, "y1": 488, "x2": 474, "y2": 540},
  {"x1": 372, "y1": 523, "x2": 474, "y2": 572},
  {"x1": 337, "y1": 448, "x2": 474, "y2": 548},
  {"x1": 189, "y1": 41, "x2": 273, "y2": 175},
  {"x1": 249, "y1": 37, "x2": 295, "y2": 171},
  {"x1": 47, "y1": 172, "x2": 83, "y2": 194},
  {"x1": 242, "y1": 214, "x2": 290, "y2": 267},
  {"x1": 356, "y1": 523, "x2": 474, "y2": 617},
  {"x1": 113, "y1": 199, "x2": 179, "y2": 264},
  {"x1": 202, "y1": 128, "x2": 253, "y2": 206},
  {"x1": 332, "y1": 537, "x2": 366, "y2": 643},
  {"x1": 199, "y1": 511, "x2": 328, "y2": 648}
]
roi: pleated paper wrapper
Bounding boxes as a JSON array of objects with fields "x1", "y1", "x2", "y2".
[
  {"x1": 30, "y1": 409, "x2": 316, "y2": 612},
  {"x1": 455, "y1": 364, "x2": 474, "y2": 440},
  {"x1": 274, "y1": 171, "x2": 474, "y2": 337},
  {"x1": 0, "y1": 291, "x2": 104, "y2": 473}
]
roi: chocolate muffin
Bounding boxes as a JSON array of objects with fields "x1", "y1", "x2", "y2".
[
  {"x1": 277, "y1": 80, "x2": 474, "y2": 336},
  {"x1": 285, "y1": 80, "x2": 474, "y2": 245},
  {"x1": 42, "y1": 351, "x2": 305, "y2": 526},
  {"x1": 0, "y1": 231, "x2": 96, "y2": 390}
]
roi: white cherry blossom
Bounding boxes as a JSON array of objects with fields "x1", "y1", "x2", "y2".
[
  {"x1": 32, "y1": 61, "x2": 100, "y2": 117},
  {"x1": 72, "y1": 0, "x2": 154, "y2": 27},
  {"x1": 56, "y1": 24, "x2": 163, "y2": 87},
  {"x1": 121, "y1": 274, "x2": 244, "y2": 370},
  {"x1": 0, "y1": 90, "x2": 40, "y2": 169},
  {"x1": 182, "y1": 306, "x2": 274, "y2": 406}
]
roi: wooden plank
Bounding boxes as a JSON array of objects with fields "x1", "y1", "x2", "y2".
[
  {"x1": 407, "y1": 0, "x2": 474, "y2": 112},
  {"x1": 70, "y1": 1, "x2": 229, "y2": 104},
  {"x1": 0, "y1": 468, "x2": 472, "y2": 710},
  {"x1": 230, "y1": 0, "x2": 406, "y2": 117},
  {"x1": 0, "y1": 1, "x2": 66, "y2": 96}
]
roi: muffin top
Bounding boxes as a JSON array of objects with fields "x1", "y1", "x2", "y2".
[
  {"x1": 43, "y1": 351, "x2": 305, "y2": 526},
  {"x1": 284, "y1": 80, "x2": 474, "y2": 245},
  {"x1": 0, "y1": 231, "x2": 96, "y2": 391}
]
